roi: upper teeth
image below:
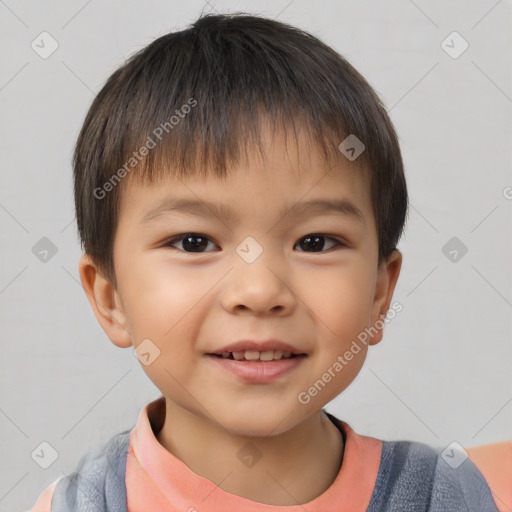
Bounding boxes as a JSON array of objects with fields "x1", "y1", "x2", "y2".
[{"x1": 221, "y1": 350, "x2": 293, "y2": 361}]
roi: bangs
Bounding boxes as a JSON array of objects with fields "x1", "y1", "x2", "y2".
[
  {"x1": 100, "y1": 15, "x2": 374, "y2": 189},
  {"x1": 125, "y1": 107, "x2": 365, "y2": 188}
]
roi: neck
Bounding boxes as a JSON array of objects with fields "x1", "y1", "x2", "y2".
[{"x1": 155, "y1": 399, "x2": 345, "y2": 506}]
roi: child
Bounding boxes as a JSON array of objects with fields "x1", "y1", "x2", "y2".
[{"x1": 29, "y1": 12, "x2": 511, "y2": 512}]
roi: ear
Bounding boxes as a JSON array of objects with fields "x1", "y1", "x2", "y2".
[
  {"x1": 368, "y1": 249, "x2": 402, "y2": 346},
  {"x1": 78, "y1": 254, "x2": 133, "y2": 348}
]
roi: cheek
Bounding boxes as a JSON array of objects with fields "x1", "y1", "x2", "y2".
[
  {"x1": 300, "y1": 264, "x2": 374, "y2": 334},
  {"x1": 122, "y1": 258, "x2": 209, "y2": 336},
  {"x1": 124, "y1": 261, "x2": 220, "y2": 384}
]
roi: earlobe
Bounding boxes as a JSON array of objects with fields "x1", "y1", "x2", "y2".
[
  {"x1": 368, "y1": 250, "x2": 403, "y2": 346},
  {"x1": 78, "y1": 254, "x2": 133, "y2": 348}
]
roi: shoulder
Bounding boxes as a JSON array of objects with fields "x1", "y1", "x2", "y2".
[
  {"x1": 467, "y1": 441, "x2": 512, "y2": 512},
  {"x1": 428, "y1": 441, "x2": 500, "y2": 512},
  {"x1": 27, "y1": 430, "x2": 132, "y2": 512},
  {"x1": 368, "y1": 439, "x2": 503, "y2": 511},
  {"x1": 51, "y1": 430, "x2": 132, "y2": 510}
]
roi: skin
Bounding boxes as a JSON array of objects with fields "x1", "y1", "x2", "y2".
[{"x1": 79, "y1": 123, "x2": 402, "y2": 506}]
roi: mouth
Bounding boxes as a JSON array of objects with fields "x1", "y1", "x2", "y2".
[
  {"x1": 207, "y1": 350, "x2": 306, "y2": 362},
  {"x1": 206, "y1": 351, "x2": 307, "y2": 382}
]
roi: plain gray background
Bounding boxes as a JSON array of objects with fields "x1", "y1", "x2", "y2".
[{"x1": 1, "y1": 1, "x2": 511, "y2": 510}]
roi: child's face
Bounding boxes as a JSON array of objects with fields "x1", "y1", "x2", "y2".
[{"x1": 86, "y1": 125, "x2": 401, "y2": 436}]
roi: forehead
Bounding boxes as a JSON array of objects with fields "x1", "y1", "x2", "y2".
[{"x1": 118, "y1": 125, "x2": 373, "y2": 229}]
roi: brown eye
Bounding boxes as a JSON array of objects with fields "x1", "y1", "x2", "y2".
[
  {"x1": 164, "y1": 233, "x2": 216, "y2": 253},
  {"x1": 295, "y1": 234, "x2": 344, "y2": 253}
]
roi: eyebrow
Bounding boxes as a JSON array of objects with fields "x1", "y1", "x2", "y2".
[{"x1": 141, "y1": 197, "x2": 366, "y2": 226}]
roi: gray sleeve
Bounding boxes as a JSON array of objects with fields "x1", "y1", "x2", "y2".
[
  {"x1": 51, "y1": 431, "x2": 130, "y2": 512},
  {"x1": 366, "y1": 441, "x2": 499, "y2": 512},
  {"x1": 429, "y1": 450, "x2": 499, "y2": 512}
]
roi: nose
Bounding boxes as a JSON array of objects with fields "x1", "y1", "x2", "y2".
[{"x1": 221, "y1": 247, "x2": 297, "y2": 316}]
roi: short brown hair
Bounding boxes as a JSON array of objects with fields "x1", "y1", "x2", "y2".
[{"x1": 73, "y1": 12, "x2": 408, "y2": 287}]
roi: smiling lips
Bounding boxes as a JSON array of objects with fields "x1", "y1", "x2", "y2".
[
  {"x1": 208, "y1": 339, "x2": 307, "y2": 359},
  {"x1": 206, "y1": 339, "x2": 307, "y2": 382},
  {"x1": 213, "y1": 349, "x2": 297, "y2": 361},
  {"x1": 207, "y1": 340, "x2": 307, "y2": 383},
  {"x1": 207, "y1": 353, "x2": 306, "y2": 382}
]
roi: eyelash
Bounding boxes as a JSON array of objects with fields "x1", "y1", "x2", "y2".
[{"x1": 162, "y1": 233, "x2": 347, "y2": 253}]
